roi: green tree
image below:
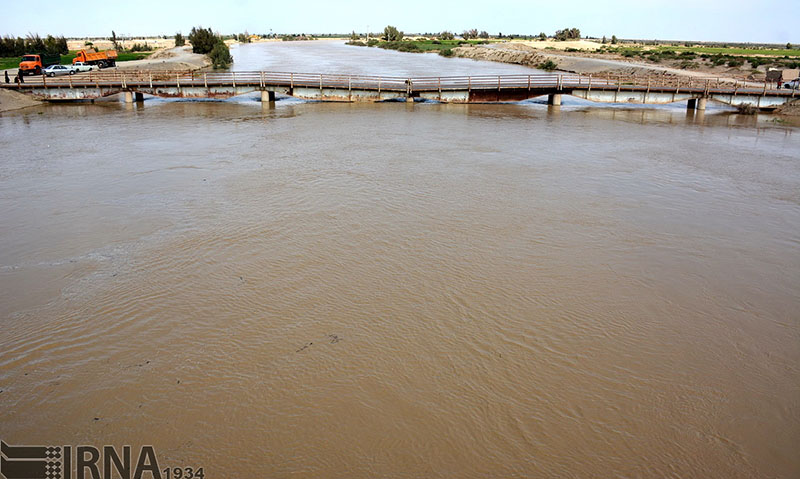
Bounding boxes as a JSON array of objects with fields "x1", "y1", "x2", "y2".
[
  {"x1": 175, "y1": 32, "x2": 185, "y2": 47},
  {"x1": 538, "y1": 32, "x2": 547, "y2": 41},
  {"x1": 25, "y1": 34, "x2": 45, "y2": 53},
  {"x1": 350, "y1": 30, "x2": 359, "y2": 41},
  {"x1": 788, "y1": 43, "x2": 793, "y2": 50},
  {"x1": 209, "y1": 42, "x2": 232, "y2": 69},
  {"x1": 601, "y1": 35, "x2": 607, "y2": 44},
  {"x1": 554, "y1": 28, "x2": 581, "y2": 41},
  {"x1": 479, "y1": 30, "x2": 489, "y2": 39},
  {"x1": 188, "y1": 26, "x2": 219, "y2": 54},
  {"x1": 439, "y1": 31, "x2": 454, "y2": 40},
  {"x1": 43, "y1": 35, "x2": 67, "y2": 55},
  {"x1": 111, "y1": 30, "x2": 120, "y2": 51},
  {"x1": 611, "y1": 35, "x2": 618, "y2": 44},
  {"x1": 382, "y1": 25, "x2": 403, "y2": 42}
]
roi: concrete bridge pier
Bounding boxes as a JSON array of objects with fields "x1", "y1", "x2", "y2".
[
  {"x1": 687, "y1": 98, "x2": 707, "y2": 111},
  {"x1": 260, "y1": 90, "x2": 275, "y2": 102},
  {"x1": 123, "y1": 91, "x2": 144, "y2": 103},
  {"x1": 548, "y1": 94, "x2": 562, "y2": 106}
]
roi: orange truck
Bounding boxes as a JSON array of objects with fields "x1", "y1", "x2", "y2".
[
  {"x1": 72, "y1": 49, "x2": 118, "y2": 68},
  {"x1": 18, "y1": 53, "x2": 61, "y2": 76}
]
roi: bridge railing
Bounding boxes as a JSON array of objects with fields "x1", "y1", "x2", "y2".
[{"x1": 5, "y1": 70, "x2": 791, "y2": 95}]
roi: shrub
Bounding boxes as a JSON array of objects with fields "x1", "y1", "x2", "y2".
[
  {"x1": 128, "y1": 43, "x2": 153, "y2": 52},
  {"x1": 382, "y1": 26, "x2": 403, "y2": 42},
  {"x1": 209, "y1": 42, "x2": 232, "y2": 69},
  {"x1": 439, "y1": 48, "x2": 454, "y2": 57},
  {"x1": 554, "y1": 28, "x2": 580, "y2": 41},
  {"x1": 537, "y1": 59, "x2": 558, "y2": 71},
  {"x1": 727, "y1": 58, "x2": 744, "y2": 68},
  {"x1": 736, "y1": 103, "x2": 758, "y2": 114},
  {"x1": 175, "y1": 33, "x2": 185, "y2": 47},
  {"x1": 440, "y1": 31, "x2": 455, "y2": 41}
]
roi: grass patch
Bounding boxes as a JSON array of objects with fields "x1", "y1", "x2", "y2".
[
  {"x1": 653, "y1": 45, "x2": 800, "y2": 56},
  {"x1": 348, "y1": 39, "x2": 489, "y2": 54}
]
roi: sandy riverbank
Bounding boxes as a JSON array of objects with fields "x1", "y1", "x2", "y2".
[
  {"x1": 453, "y1": 42, "x2": 749, "y2": 78},
  {"x1": 0, "y1": 88, "x2": 42, "y2": 112}
]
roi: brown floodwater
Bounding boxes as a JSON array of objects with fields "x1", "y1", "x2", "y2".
[{"x1": 1, "y1": 42, "x2": 799, "y2": 478}]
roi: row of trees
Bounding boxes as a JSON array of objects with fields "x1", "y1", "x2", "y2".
[
  {"x1": 187, "y1": 26, "x2": 232, "y2": 69},
  {"x1": 553, "y1": 28, "x2": 581, "y2": 41},
  {"x1": 374, "y1": 26, "x2": 588, "y2": 42},
  {"x1": 0, "y1": 34, "x2": 68, "y2": 57}
]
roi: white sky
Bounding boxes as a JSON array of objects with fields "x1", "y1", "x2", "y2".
[{"x1": 1, "y1": 0, "x2": 798, "y2": 43}]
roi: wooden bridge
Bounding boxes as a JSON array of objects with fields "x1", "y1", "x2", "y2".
[{"x1": 2, "y1": 70, "x2": 797, "y2": 109}]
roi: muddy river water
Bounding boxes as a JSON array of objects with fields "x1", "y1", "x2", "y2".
[{"x1": 0, "y1": 41, "x2": 798, "y2": 478}]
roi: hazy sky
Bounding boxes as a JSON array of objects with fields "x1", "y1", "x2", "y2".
[{"x1": 2, "y1": 0, "x2": 798, "y2": 43}]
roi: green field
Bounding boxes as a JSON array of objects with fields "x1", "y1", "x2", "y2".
[
  {"x1": 652, "y1": 45, "x2": 800, "y2": 57},
  {"x1": 0, "y1": 51, "x2": 153, "y2": 71}
]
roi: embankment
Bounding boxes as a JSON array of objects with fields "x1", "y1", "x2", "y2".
[{"x1": 452, "y1": 45, "x2": 545, "y2": 67}]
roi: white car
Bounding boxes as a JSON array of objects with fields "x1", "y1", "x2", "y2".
[
  {"x1": 782, "y1": 78, "x2": 799, "y2": 90},
  {"x1": 71, "y1": 62, "x2": 94, "y2": 73},
  {"x1": 42, "y1": 64, "x2": 75, "y2": 77}
]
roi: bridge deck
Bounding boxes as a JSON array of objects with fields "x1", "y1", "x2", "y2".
[{"x1": 2, "y1": 71, "x2": 797, "y2": 105}]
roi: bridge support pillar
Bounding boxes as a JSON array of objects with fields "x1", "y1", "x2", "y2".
[
  {"x1": 687, "y1": 99, "x2": 697, "y2": 110},
  {"x1": 697, "y1": 98, "x2": 707, "y2": 110},
  {"x1": 135, "y1": 92, "x2": 144, "y2": 102},
  {"x1": 123, "y1": 91, "x2": 133, "y2": 103},
  {"x1": 261, "y1": 90, "x2": 275, "y2": 102},
  {"x1": 548, "y1": 94, "x2": 562, "y2": 106}
]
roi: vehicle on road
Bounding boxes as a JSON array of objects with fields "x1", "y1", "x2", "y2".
[
  {"x1": 782, "y1": 78, "x2": 799, "y2": 90},
  {"x1": 72, "y1": 49, "x2": 118, "y2": 69},
  {"x1": 42, "y1": 64, "x2": 75, "y2": 77},
  {"x1": 71, "y1": 61, "x2": 94, "y2": 73},
  {"x1": 18, "y1": 53, "x2": 61, "y2": 76}
]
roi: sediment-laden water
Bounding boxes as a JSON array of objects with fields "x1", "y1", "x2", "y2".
[{"x1": 0, "y1": 41, "x2": 798, "y2": 478}]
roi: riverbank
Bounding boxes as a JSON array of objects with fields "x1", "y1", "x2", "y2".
[
  {"x1": 454, "y1": 42, "x2": 798, "y2": 81},
  {"x1": 0, "y1": 88, "x2": 42, "y2": 112}
]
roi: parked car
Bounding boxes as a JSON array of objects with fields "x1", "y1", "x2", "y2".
[
  {"x1": 782, "y1": 78, "x2": 799, "y2": 90},
  {"x1": 42, "y1": 64, "x2": 74, "y2": 77},
  {"x1": 71, "y1": 61, "x2": 94, "y2": 73}
]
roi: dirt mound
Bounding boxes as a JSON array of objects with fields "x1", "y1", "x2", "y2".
[
  {"x1": 774, "y1": 100, "x2": 800, "y2": 116},
  {"x1": 452, "y1": 46, "x2": 544, "y2": 67}
]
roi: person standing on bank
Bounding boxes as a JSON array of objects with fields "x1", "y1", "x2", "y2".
[{"x1": 4, "y1": 71, "x2": 9, "y2": 84}]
